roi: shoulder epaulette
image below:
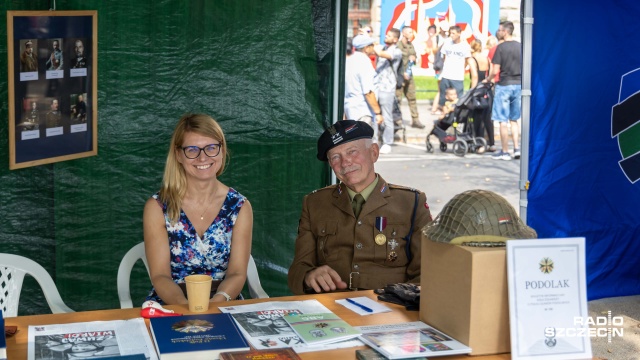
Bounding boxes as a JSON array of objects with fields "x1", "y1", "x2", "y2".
[
  {"x1": 388, "y1": 183, "x2": 419, "y2": 193},
  {"x1": 308, "y1": 184, "x2": 338, "y2": 195}
]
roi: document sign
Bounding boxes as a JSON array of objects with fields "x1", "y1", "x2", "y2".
[{"x1": 507, "y1": 238, "x2": 592, "y2": 360}]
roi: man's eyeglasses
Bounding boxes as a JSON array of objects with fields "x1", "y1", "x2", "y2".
[{"x1": 181, "y1": 144, "x2": 221, "y2": 159}]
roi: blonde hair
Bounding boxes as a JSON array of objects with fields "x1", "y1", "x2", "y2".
[
  {"x1": 486, "y1": 35, "x2": 498, "y2": 49},
  {"x1": 470, "y1": 39, "x2": 483, "y2": 53},
  {"x1": 159, "y1": 113, "x2": 229, "y2": 223}
]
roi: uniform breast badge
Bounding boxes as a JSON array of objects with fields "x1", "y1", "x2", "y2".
[
  {"x1": 388, "y1": 238, "x2": 399, "y2": 261},
  {"x1": 387, "y1": 251, "x2": 398, "y2": 262},
  {"x1": 375, "y1": 216, "x2": 387, "y2": 245}
]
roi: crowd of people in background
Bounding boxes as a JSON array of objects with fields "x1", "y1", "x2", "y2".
[{"x1": 344, "y1": 20, "x2": 522, "y2": 159}]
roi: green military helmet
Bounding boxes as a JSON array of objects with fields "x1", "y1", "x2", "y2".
[{"x1": 423, "y1": 189, "x2": 537, "y2": 244}]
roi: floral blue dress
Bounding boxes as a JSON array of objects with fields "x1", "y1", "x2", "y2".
[{"x1": 145, "y1": 187, "x2": 246, "y2": 303}]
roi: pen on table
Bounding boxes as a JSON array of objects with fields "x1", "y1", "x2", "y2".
[{"x1": 346, "y1": 298, "x2": 373, "y2": 313}]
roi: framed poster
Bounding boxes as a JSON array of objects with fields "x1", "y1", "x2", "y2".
[{"x1": 7, "y1": 11, "x2": 97, "y2": 170}]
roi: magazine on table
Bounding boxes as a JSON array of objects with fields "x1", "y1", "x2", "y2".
[
  {"x1": 218, "y1": 300, "x2": 363, "y2": 353},
  {"x1": 356, "y1": 321, "x2": 471, "y2": 359},
  {"x1": 282, "y1": 312, "x2": 361, "y2": 345},
  {"x1": 27, "y1": 318, "x2": 158, "y2": 360}
]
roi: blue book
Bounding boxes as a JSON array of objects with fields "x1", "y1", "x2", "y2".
[
  {"x1": 149, "y1": 313, "x2": 249, "y2": 360},
  {"x1": 0, "y1": 310, "x2": 6, "y2": 360}
]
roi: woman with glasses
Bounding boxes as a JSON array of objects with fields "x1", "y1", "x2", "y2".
[{"x1": 143, "y1": 113, "x2": 253, "y2": 304}]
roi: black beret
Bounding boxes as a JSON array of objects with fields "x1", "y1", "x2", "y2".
[{"x1": 317, "y1": 120, "x2": 374, "y2": 161}]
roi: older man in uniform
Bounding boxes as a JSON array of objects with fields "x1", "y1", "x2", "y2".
[
  {"x1": 20, "y1": 40, "x2": 37, "y2": 72},
  {"x1": 46, "y1": 39, "x2": 63, "y2": 70},
  {"x1": 288, "y1": 120, "x2": 432, "y2": 294},
  {"x1": 72, "y1": 39, "x2": 87, "y2": 68},
  {"x1": 46, "y1": 99, "x2": 62, "y2": 128}
]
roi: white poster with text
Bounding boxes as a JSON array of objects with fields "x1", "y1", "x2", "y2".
[{"x1": 507, "y1": 238, "x2": 592, "y2": 360}]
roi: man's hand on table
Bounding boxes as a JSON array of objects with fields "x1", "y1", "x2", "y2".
[{"x1": 304, "y1": 265, "x2": 348, "y2": 293}]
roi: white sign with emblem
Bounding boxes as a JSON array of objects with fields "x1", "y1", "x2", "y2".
[{"x1": 507, "y1": 237, "x2": 591, "y2": 360}]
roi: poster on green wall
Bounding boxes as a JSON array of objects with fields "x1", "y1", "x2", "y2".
[{"x1": 6, "y1": 10, "x2": 97, "y2": 170}]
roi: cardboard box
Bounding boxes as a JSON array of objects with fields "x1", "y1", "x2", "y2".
[{"x1": 420, "y1": 239, "x2": 510, "y2": 355}]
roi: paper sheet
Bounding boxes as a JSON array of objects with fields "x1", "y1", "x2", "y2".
[{"x1": 335, "y1": 296, "x2": 392, "y2": 315}]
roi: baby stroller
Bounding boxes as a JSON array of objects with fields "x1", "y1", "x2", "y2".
[{"x1": 426, "y1": 82, "x2": 494, "y2": 157}]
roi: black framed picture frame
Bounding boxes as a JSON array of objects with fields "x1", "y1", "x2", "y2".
[{"x1": 7, "y1": 10, "x2": 97, "y2": 170}]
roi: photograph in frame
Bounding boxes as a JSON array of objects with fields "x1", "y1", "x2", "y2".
[{"x1": 7, "y1": 10, "x2": 97, "y2": 170}]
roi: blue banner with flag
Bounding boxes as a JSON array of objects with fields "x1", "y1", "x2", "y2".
[{"x1": 529, "y1": 1, "x2": 640, "y2": 300}]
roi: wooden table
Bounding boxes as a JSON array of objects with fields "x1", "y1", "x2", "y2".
[{"x1": 4, "y1": 290, "x2": 510, "y2": 359}]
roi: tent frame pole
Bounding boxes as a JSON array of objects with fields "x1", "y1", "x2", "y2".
[
  {"x1": 520, "y1": 0, "x2": 534, "y2": 223},
  {"x1": 330, "y1": 0, "x2": 345, "y2": 185},
  {"x1": 332, "y1": 0, "x2": 342, "y2": 128}
]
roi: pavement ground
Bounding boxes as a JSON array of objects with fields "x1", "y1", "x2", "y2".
[{"x1": 378, "y1": 98, "x2": 522, "y2": 217}]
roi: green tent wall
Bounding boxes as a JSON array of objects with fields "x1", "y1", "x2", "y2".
[{"x1": 0, "y1": 0, "x2": 345, "y2": 314}]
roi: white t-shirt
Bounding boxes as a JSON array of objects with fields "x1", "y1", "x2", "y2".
[
  {"x1": 440, "y1": 40, "x2": 471, "y2": 81},
  {"x1": 344, "y1": 51, "x2": 376, "y2": 120}
]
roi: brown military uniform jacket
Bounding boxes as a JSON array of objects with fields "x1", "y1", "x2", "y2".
[
  {"x1": 20, "y1": 52, "x2": 37, "y2": 72},
  {"x1": 288, "y1": 176, "x2": 432, "y2": 295},
  {"x1": 396, "y1": 40, "x2": 417, "y2": 72}
]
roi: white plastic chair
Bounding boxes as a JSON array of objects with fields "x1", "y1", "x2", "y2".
[
  {"x1": 0, "y1": 254, "x2": 74, "y2": 317},
  {"x1": 246, "y1": 255, "x2": 269, "y2": 299},
  {"x1": 116, "y1": 242, "x2": 150, "y2": 309},
  {"x1": 117, "y1": 242, "x2": 269, "y2": 309}
]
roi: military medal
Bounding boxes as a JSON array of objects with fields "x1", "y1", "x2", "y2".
[
  {"x1": 388, "y1": 238, "x2": 398, "y2": 261},
  {"x1": 375, "y1": 217, "x2": 387, "y2": 246},
  {"x1": 388, "y1": 251, "x2": 398, "y2": 262},
  {"x1": 375, "y1": 233, "x2": 387, "y2": 246}
]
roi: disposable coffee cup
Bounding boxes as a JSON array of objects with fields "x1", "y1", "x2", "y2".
[{"x1": 184, "y1": 274, "x2": 213, "y2": 313}]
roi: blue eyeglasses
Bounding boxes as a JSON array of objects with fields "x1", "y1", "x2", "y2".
[{"x1": 181, "y1": 144, "x2": 222, "y2": 159}]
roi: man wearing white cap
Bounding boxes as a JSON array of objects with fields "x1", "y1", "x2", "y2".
[{"x1": 344, "y1": 35, "x2": 384, "y2": 136}]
